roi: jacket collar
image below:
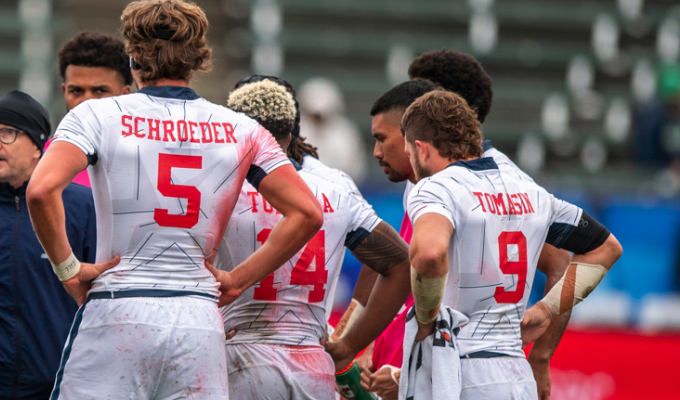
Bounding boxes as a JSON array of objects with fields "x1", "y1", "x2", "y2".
[
  {"x1": 0, "y1": 181, "x2": 28, "y2": 198},
  {"x1": 448, "y1": 157, "x2": 498, "y2": 171},
  {"x1": 138, "y1": 86, "x2": 200, "y2": 100}
]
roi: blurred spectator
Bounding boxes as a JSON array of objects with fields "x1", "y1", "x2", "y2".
[
  {"x1": 0, "y1": 91, "x2": 96, "y2": 399},
  {"x1": 298, "y1": 78, "x2": 367, "y2": 183},
  {"x1": 55, "y1": 31, "x2": 132, "y2": 187}
]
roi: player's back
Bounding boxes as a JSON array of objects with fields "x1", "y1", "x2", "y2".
[
  {"x1": 218, "y1": 162, "x2": 380, "y2": 346},
  {"x1": 407, "y1": 157, "x2": 580, "y2": 357},
  {"x1": 53, "y1": 86, "x2": 289, "y2": 298}
]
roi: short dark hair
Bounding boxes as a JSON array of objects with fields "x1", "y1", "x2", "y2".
[
  {"x1": 58, "y1": 31, "x2": 133, "y2": 85},
  {"x1": 370, "y1": 79, "x2": 439, "y2": 116},
  {"x1": 402, "y1": 90, "x2": 483, "y2": 160},
  {"x1": 408, "y1": 49, "x2": 493, "y2": 123}
]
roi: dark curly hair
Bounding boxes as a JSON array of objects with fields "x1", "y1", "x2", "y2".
[
  {"x1": 408, "y1": 49, "x2": 493, "y2": 123},
  {"x1": 402, "y1": 90, "x2": 483, "y2": 160},
  {"x1": 58, "y1": 31, "x2": 133, "y2": 85},
  {"x1": 370, "y1": 79, "x2": 439, "y2": 116}
]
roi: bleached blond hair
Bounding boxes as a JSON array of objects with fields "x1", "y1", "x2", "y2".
[{"x1": 227, "y1": 79, "x2": 296, "y2": 140}]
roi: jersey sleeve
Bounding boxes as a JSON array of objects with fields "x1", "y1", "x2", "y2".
[
  {"x1": 544, "y1": 193, "x2": 583, "y2": 248},
  {"x1": 406, "y1": 178, "x2": 456, "y2": 228},
  {"x1": 344, "y1": 193, "x2": 382, "y2": 250},
  {"x1": 52, "y1": 102, "x2": 102, "y2": 165},
  {"x1": 246, "y1": 124, "x2": 291, "y2": 189}
]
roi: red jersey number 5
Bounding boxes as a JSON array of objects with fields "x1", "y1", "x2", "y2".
[{"x1": 154, "y1": 153, "x2": 202, "y2": 229}]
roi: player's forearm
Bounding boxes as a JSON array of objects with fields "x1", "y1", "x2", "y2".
[
  {"x1": 341, "y1": 258, "x2": 412, "y2": 355},
  {"x1": 352, "y1": 265, "x2": 379, "y2": 306},
  {"x1": 27, "y1": 177, "x2": 72, "y2": 264},
  {"x1": 529, "y1": 261, "x2": 572, "y2": 362},
  {"x1": 230, "y1": 211, "x2": 321, "y2": 292},
  {"x1": 539, "y1": 234, "x2": 622, "y2": 317},
  {"x1": 331, "y1": 266, "x2": 377, "y2": 341}
]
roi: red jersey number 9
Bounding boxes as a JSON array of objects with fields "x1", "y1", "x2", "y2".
[
  {"x1": 494, "y1": 231, "x2": 528, "y2": 304},
  {"x1": 154, "y1": 153, "x2": 202, "y2": 229}
]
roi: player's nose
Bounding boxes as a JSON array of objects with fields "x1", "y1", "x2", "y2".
[{"x1": 373, "y1": 142, "x2": 383, "y2": 160}]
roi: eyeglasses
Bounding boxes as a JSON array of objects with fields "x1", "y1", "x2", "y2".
[{"x1": 0, "y1": 128, "x2": 24, "y2": 145}]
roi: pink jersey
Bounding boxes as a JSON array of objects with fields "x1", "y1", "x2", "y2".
[{"x1": 52, "y1": 85, "x2": 290, "y2": 298}]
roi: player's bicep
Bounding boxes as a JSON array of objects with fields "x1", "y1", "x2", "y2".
[
  {"x1": 410, "y1": 213, "x2": 453, "y2": 274},
  {"x1": 547, "y1": 210, "x2": 610, "y2": 255},
  {"x1": 349, "y1": 221, "x2": 409, "y2": 276}
]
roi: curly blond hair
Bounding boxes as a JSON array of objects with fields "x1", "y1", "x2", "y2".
[
  {"x1": 121, "y1": 0, "x2": 212, "y2": 84},
  {"x1": 228, "y1": 79, "x2": 296, "y2": 141},
  {"x1": 402, "y1": 89, "x2": 483, "y2": 160}
]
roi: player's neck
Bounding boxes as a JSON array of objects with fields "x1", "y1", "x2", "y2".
[{"x1": 138, "y1": 78, "x2": 190, "y2": 89}]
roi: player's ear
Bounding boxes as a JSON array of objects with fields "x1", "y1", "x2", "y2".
[
  {"x1": 414, "y1": 140, "x2": 428, "y2": 159},
  {"x1": 61, "y1": 82, "x2": 67, "y2": 96},
  {"x1": 122, "y1": 85, "x2": 132, "y2": 95}
]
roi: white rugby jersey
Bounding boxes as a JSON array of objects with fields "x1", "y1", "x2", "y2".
[
  {"x1": 407, "y1": 157, "x2": 582, "y2": 357},
  {"x1": 52, "y1": 86, "x2": 290, "y2": 298},
  {"x1": 217, "y1": 161, "x2": 381, "y2": 346},
  {"x1": 402, "y1": 141, "x2": 532, "y2": 213},
  {"x1": 302, "y1": 154, "x2": 362, "y2": 196}
]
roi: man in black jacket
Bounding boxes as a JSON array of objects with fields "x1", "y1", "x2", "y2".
[{"x1": 0, "y1": 91, "x2": 96, "y2": 399}]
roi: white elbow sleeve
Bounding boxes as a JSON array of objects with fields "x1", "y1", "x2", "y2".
[{"x1": 540, "y1": 262, "x2": 608, "y2": 315}]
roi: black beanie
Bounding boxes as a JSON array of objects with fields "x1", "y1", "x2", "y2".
[{"x1": 0, "y1": 91, "x2": 51, "y2": 151}]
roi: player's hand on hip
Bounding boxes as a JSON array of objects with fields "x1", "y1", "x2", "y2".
[
  {"x1": 370, "y1": 365, "x2": 399, "y2": 400},
  {"x1": 204, "y1": 259, "x2": 242, "y2": 307},
  {"x1": 415, "y1": 320, "x2": 436, "y2": 342},
  {"x1": 324, "y1": 339, "x2": 356, "y2": 373},
  {"x1": 528, "y1": 357, "x2": 552, "y2": 400},
  {"x1": 62, "y1": 255, "x2": 120, "y2": 306},
  {"x1": 521, "y1": 302, "x2": 553, "y2": 347}
]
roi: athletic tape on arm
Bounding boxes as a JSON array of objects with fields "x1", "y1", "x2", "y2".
[
  {"x1": 51, "y1": 251, "x2": 81, "y2": 281},
  {"x1": 330, "y1": 298, "x2": 365, "y2": 341},
  {"x1": 411, "y1": 266, "x2": 448, "y2": 324},
  {"x1": 540, "y1": 262, "x2": 607, "y2": 315}
]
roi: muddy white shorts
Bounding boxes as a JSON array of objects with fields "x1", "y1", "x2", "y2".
[
  {"x1": 50, "y1": 293, "x2": 229, "y2": 400},
  {"x1": 460, "y1": 356, "x2": 537, "y2": 400},
  {"x1": 225, "y1": 343, "x2": 335, "y2": 400}
]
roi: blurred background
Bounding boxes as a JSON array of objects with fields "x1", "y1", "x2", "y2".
[{"x1": 2, "y1": 0, "x2": 680, "y2": 397}]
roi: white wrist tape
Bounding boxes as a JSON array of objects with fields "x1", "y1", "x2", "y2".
[
  {"x1": 540, "y1": 262, "x2": 607, "y2": 315},
  {"x1": 330, "y1": 298, "x2": 365, "y2": 342},
  {"x1": 380, "y1": 364, "x2": 401, "y2": 385},
  {"x1": 411, "y1": 266, "x2": 448, "y2": 324},
  {"x1": 51, "y1": 251, "x2": 81, "y2": 281}
]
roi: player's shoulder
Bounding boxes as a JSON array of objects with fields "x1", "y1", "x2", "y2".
[{"x1": 301, "y1": 155, "x2": 361, "y2": 194}]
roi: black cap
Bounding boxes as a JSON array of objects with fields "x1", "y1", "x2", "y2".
[
  {"x1": 0, "y1": 91, "x2": 50, "y2": 151},
  {"x1": 234, "y1": 74, "x2": 300, "y2": 143}
]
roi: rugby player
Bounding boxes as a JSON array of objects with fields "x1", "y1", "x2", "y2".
[
  {"x1": 403, "y1": 90, "x2": 622, "y2": 399},
  {"x1": 58, "y1": 31, "x2": 132, "y2": 111},
  {"x1": 355, "y1": 50, "x2": 574, "y2": 400},
  {"x1": 26, "y1": 1, "x2": 322, "y2": 398},
  {"x1": 57, "y1": 30, "x2": 132, "y2": 186},
  {"x1": 215, "y1": 77, "x2": 410, "y2": 399}
]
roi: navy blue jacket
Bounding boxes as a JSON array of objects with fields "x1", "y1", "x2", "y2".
[{"x1": 0, "y1": 181, "x2": 96, "y2": 399}]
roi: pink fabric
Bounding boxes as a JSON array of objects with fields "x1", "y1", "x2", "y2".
[
  {"x1": 43, "y1": 140, "x2": 91, "y2": 187},
  {"x1": 371, "y1": 213, "x2": 413, "y2": 369}
]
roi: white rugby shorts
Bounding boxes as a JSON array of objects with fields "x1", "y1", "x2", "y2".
[
  {"x1": 50, "y1": 296, "x2": 229, "y2": 400},
  {"x1": 226, "y1": 343, "x2": 335, "y2": 400},
  {"x1": 460, "y1": 356, "x2": 537, "y2": 400}
]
